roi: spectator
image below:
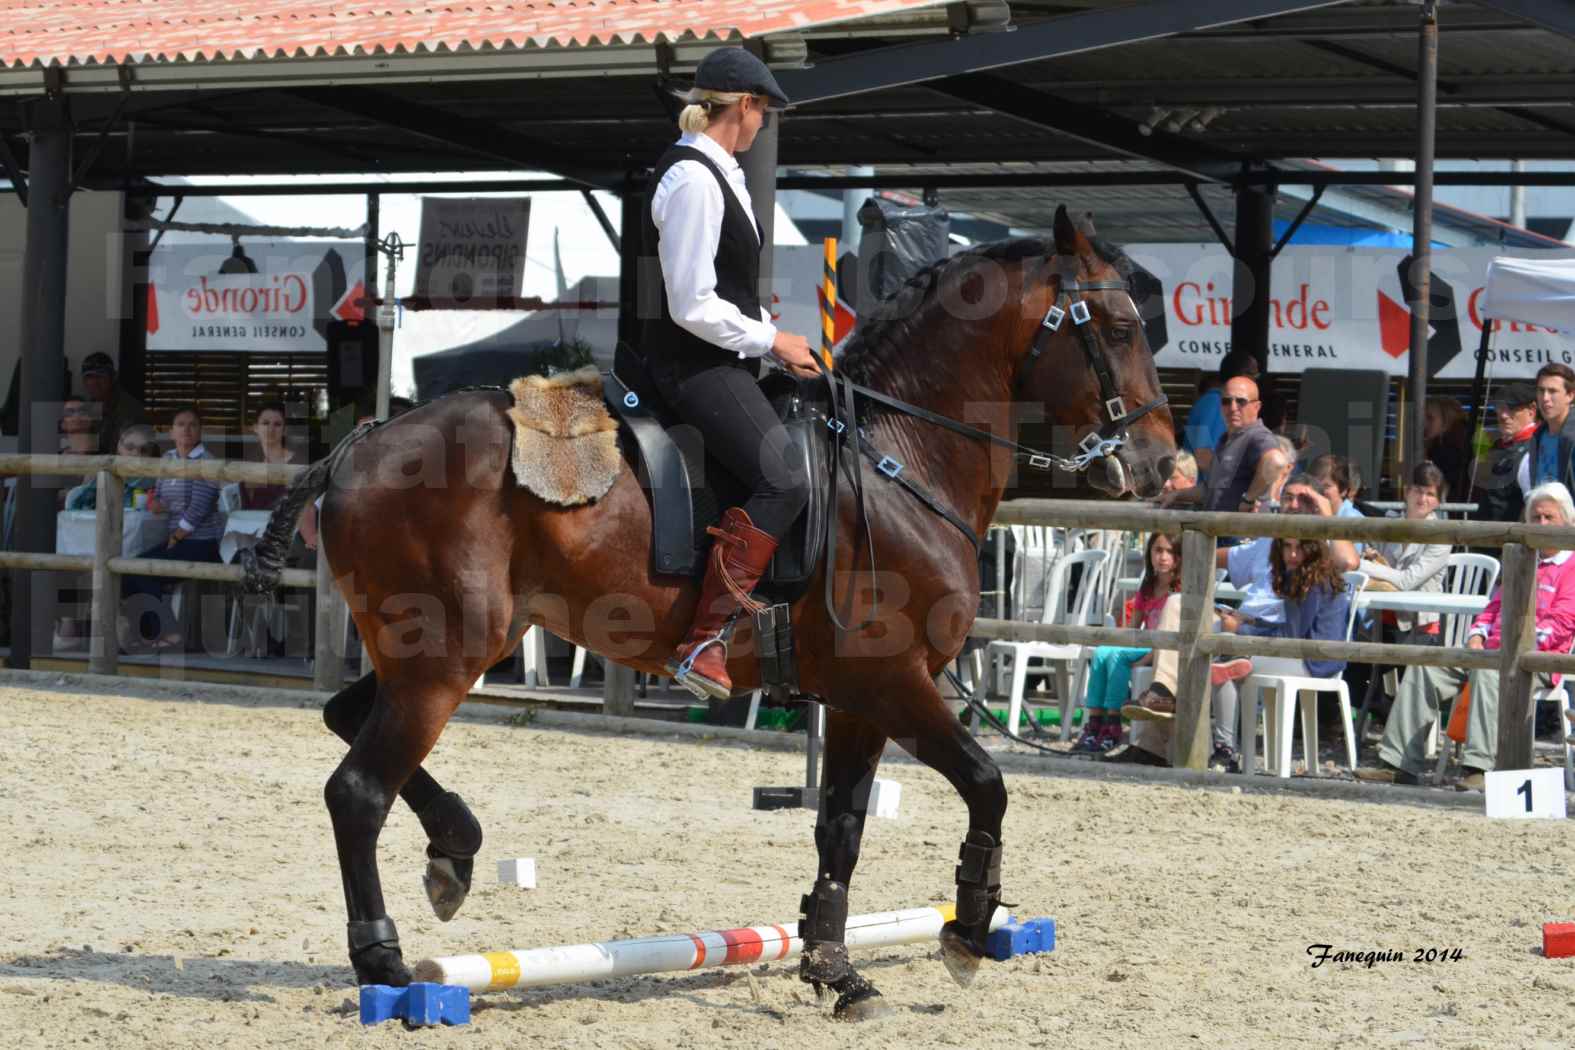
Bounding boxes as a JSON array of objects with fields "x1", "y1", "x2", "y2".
[
  {"x1": 64, "y1": 423, "x2": 160, "y2": 511},
  {"x1": 1519, "y1": 363, "x2": 1575, "y2": 495},
  {"x1": 120, "y1": 407, "x2": 224, "y2": 651},
  {"x1": 240, "y1": 401, "x2": 319, "y2": 550},
  {"x1": 1182, "y1": 351, "x2": 1257, "y2": 479},
  {"x1": 1162, "y1": 451, "x2": 1198, "y2": 497},
  {"x1": 1104, "y1": 474, "x2": 1358, "y2": 768},
  {"x1": 1163, "y1": 373, "x2": 1288, "y2": 519},
  {"x1": 1473, "y1": 382, "x2": 1537, "y2": 523},
  {"x1": 69, "y1": 352, "x2": 148, "y2": 456},
  {"x1": 1073, "y1": 532, "x2": 1181, "y2": 754},
  {"x1": 1308, "y1": 453, "x2": 1366, "y2": 553},
  {"x1": 1123, "y1": 530, "x2": 1353, "y2": 773},
  {"x1": 1356, "y1": 482, "x2": 1575, "y2": 790},
  {"x1": 1423, "y1": 395, "x2": 1471, "y2": 499},
  {"x1": 1349, "y1": 461, "x2": 1455, "y2": 724}
]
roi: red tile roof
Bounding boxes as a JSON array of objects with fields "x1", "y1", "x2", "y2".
[{"x1": 0, "y1": 0, "x2": 949, "y2": 69}]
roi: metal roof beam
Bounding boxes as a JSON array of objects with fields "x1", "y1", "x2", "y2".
[
  {"x1": 286, "y1": 86, "x2": 618, "y2": 190},
  {"x1": 1470, "y1": 0, "x2": 1575, "y2": 41},
  {"x1": 925, "y1": 73, "x2": 1244, "y2": 183},
  {"x1": 1276, "y1": 183, "x2": 1497, "y2": 248},
  {"x1": 777, "y1": 0, "x2": 1354, "y2": 105}
]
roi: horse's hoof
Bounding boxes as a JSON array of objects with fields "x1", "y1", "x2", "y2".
[
  {"x1": 833, "y1": 982, "x2": 891, "y2": 1022},
  {"x1": 352, "y1": 944, "x2": 412, "y2": 988},
  {"x1": 423, "y1": 855, "x2": 471, "y2": 922},
  {"x1": 938, "y1": 924, "x2": 983, "y2": 988}
]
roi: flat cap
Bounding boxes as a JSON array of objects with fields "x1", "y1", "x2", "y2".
[
  {"x1": 1496, "y1": 382, "x2": 1537, "y2": 408},
  {"x1": 694, "y1": 46, "x2": 790, "y2": 108}
]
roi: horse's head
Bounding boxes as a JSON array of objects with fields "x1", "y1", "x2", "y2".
[{"x1": 1016, "y1": 206, "x2": 1177, "y2": 499}]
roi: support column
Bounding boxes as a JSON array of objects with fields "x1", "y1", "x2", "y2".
[
  {"x1": 738, "y1": 113, "x2": 780, "y2": 308},
  {"x1": 10, "y1": 99, "x2": 71, "y2": 669},
  {"x1": 1229, "y1": 185, "x2": 1274, "y2": 377},
  {"x1": 617, "y1": 180, "x2": 642, "y2": 351},
  {"x1": 1407, "y1": 1, "x2": 1440, "y2": 468}
]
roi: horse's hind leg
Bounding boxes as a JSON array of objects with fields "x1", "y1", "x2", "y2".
[
  {"x1": 877, "y1": 671, "x2": 1007, "y2": 988},
  {"x1": 326, "y1": 671, "x2": 469, "y2": 987},
  {"x1": 323, "y1": 672, "x2": 481, "y2": 920},
  {"x1": 799, "y1": 708, "x2": 891, "y2": 1021}
]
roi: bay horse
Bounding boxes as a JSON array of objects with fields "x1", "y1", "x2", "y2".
[{"x1": 244, "y1": 205, "x2": 1176, "y2": 1019}]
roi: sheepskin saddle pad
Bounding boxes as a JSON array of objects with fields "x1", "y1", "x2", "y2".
[{"x1": 506, "y1": 366, "x2": 621, "y2": 506}]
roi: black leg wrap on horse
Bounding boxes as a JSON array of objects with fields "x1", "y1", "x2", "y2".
[
  {"x1": 417, "y1": 791, "x2": 482, "y2": 860},
  {"x1": 799, "y1": 879, "x2": 850, "y2": 944},
  {"x1": 348, "y1": 916, "x2": 401, "y2": 957},
  {"x1": 798, "y1": 879, "x2": 885, "y2": 1019},
  {"x1": 954, "y1": 830, "x2": 1004, "y2": 927}
]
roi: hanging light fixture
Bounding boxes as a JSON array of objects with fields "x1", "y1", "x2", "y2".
[{"x1": 219, "y1": 236, "x2": 256, "y2": 275}]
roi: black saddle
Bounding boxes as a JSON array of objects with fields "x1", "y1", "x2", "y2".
[{"x1": 603, "y1": 351, "x2": 831, "y2": 603}]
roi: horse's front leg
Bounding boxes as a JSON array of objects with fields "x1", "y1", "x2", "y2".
[
  {"x1": 875, "y1": 672, "x2": 1008, "y2": 987},
  {"x1": 798, "y1": 707, "x2": 891, "y2": 1021}
]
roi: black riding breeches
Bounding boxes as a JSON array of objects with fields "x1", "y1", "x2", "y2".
[{"x1": 670, "y1": 363, "x2": 811, "y2": 540}]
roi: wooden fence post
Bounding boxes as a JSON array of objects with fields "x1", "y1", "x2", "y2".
[
  {"x1": 313, "y1": 553, "x2": 348, "y2": 693},
  {"x1": 1171, "y1": 528, "x2": 1217, "y2": 770},
  {"x1": 1494, "y1": 541, "x2": 1538, "y2": 770},
  {"x1": 87, "y1": 469, "x2": 123, "y2": 676}
]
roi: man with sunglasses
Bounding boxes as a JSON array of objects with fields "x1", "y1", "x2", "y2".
[{"x1": 1163, "y1": 375, "x2": 1286, "y2": 521}]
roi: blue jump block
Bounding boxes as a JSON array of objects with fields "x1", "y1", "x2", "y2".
[
  {"x1": 359, "y1": 983, "x2": 471, "y2": 1027},
  {"x1": 986, "y1": 917, "x2": 1057, "y2": 961}
]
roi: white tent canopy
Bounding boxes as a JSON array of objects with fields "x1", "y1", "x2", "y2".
[{"x1": 1481, "y1": 256, "x2": 1575, "y2": 332}]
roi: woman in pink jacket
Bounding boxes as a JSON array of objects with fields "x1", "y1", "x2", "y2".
[{"x1": 1356, "y1": 482, "x2": 1575, "y2": 790}]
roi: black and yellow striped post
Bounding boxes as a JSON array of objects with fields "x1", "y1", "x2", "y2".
[{"x1": 820, "y1": 237, "x2": 837, "y2": 370}]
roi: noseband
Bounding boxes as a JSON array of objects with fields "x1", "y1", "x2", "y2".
[{"x1": 1017, "y1": 274, "x2": 1170, "y2": 472}]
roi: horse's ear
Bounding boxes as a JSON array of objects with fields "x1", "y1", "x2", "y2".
[{"x1": 1052, "y1": 205, "x2": 1078, "y2": 255}]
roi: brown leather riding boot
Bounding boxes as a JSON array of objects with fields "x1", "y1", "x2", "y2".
[{"x1": 667, "y1": 507, "x2": 779, "y2": 701}]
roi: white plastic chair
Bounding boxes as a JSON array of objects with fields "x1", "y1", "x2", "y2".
[
  {"x1": 1239, "y1": 570, "x2": 1369, "y2": 778},
  {"x1": 1424, "y1": 552, "x2": 1501, "y2": 765},
  {"x1": 987, "y1": 547, "x2": 1109, "y2": 740}
]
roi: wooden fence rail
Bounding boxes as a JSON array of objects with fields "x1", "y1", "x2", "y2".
[
  {"x1": 0, "y1": 454, "x2": 341, "y2": 691},
  {"x1": 0, "y1": 456, "x2": 1569, "y2": 769},
  {"x1": 973, "y1": 500, "x2": 1575, "y2": 772}
]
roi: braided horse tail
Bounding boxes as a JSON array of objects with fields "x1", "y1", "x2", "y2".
[{"x1": 239, "y1": 419, "x2": 379, "y2": 595}]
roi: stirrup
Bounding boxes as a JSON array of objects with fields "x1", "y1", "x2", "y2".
[{"x1": 671, "y1": 634, "x2": 727, "y2": 700}]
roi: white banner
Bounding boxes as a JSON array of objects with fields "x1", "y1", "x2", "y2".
[
  {"x1": 1128, "y1": 243, "x2": 1575, "y2": 379},
  {"x1": 146, "y1": 240, "x2": 363, "y2": 353},
  {"x1": 413, "y1": 197, "x2": 531, "y2": 304}
]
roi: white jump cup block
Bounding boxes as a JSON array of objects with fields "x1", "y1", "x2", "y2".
[
  {"x1": 869, "y1": 778, "x2": 902, "y2": 819},
  {"x1": 498, "y1": 857, "x2": 537, "y2": 888},
  {"x1": 1485, "y1": 769, "x2": 1567, "y2": 820}
]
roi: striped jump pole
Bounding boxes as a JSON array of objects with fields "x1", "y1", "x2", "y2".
[
  {"x1": 820, "y1": 236, "x2": 838, "y2": 370},
  {"x1": 413, "y1": 902, "x2": 1008, "y2": 993}
]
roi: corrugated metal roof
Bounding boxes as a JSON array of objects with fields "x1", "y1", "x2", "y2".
[{"x1": 0, "y1": 0, "x2": 950, "y2": 68}]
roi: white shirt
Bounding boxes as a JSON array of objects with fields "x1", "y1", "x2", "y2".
[
  {"x1": 1226, "y1": 537, "x2": 1285, "y2": 626},
  {"x1": 648, "y1": 132, "x2": 776, "y2": 359}
]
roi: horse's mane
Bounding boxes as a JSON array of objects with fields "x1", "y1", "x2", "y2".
[{"x1": 837, "y1": 234, "x2": 1142, "y2": 392}]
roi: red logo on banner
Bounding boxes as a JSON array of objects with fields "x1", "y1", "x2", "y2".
[
  {"x1": 1377, "y1": 290, "x2": 1411, "y2": 359},
  {"x1": 332, "y1": 279, "x2": 366, "y2": 323},
  {"x1": 146, "y1": 282, "x2": 159, "y2": 335}
]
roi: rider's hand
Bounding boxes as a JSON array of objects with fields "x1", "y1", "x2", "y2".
[{"x1": 770, "y1": 331, "x2": 821, "y2": 379}]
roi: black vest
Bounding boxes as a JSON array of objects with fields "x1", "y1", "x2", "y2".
[{"x1": 638, "y1": 144, "x2": 765, "y2": 395}]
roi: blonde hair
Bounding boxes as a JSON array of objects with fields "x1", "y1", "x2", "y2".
[
  {"x1": 1172, "y1": 450, "x2": 1197, "y2": 484},
  {"x1": 677, "y1": 88, "x2": 752, "y2": 133}
]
